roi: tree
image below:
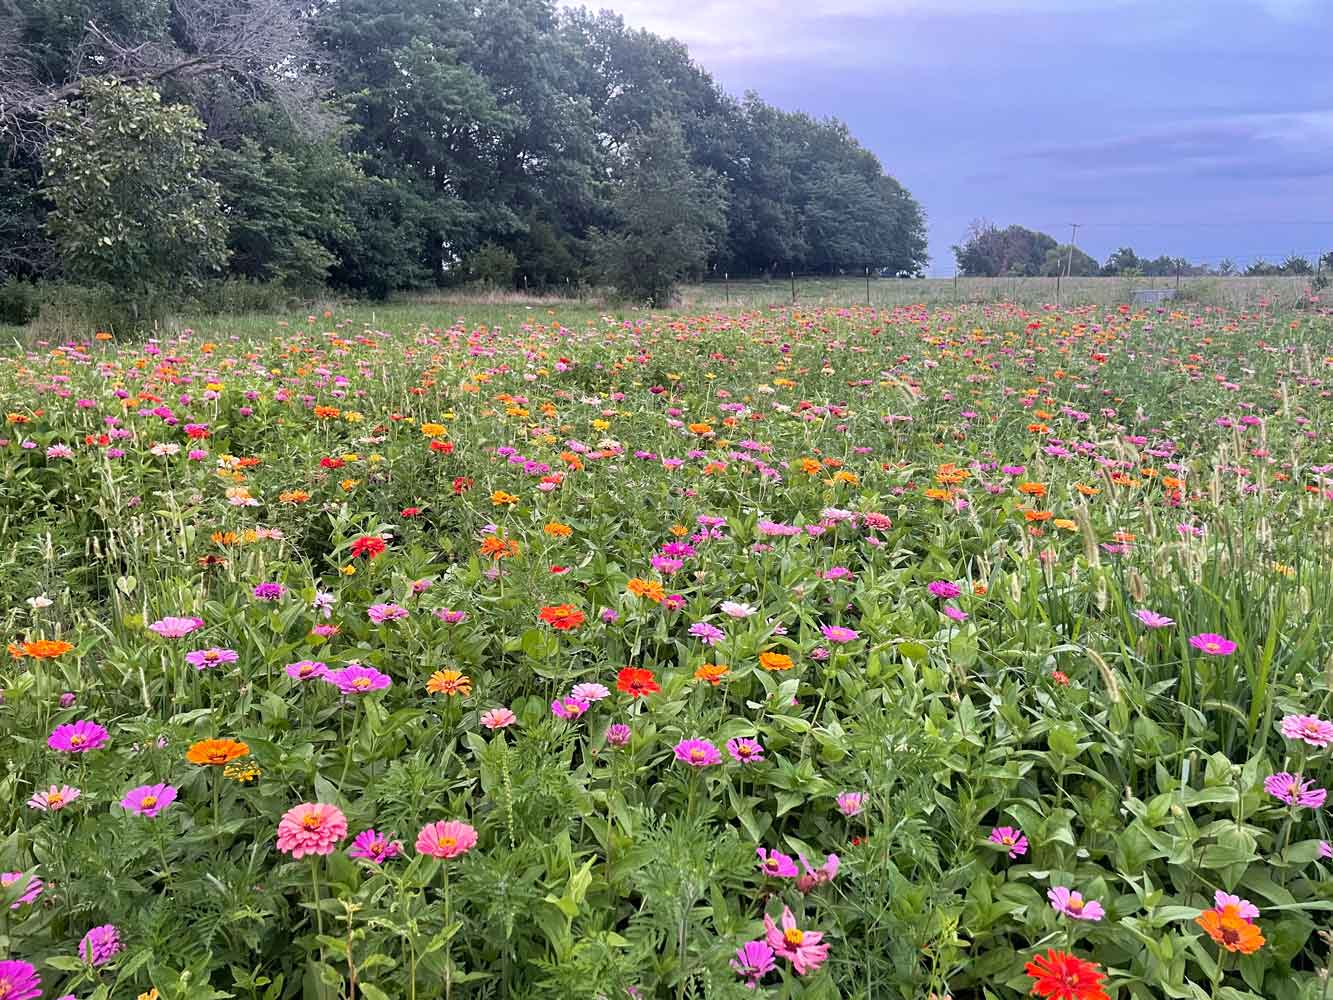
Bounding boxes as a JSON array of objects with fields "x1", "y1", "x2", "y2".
[
  {"x1": 1218, "y1": 258, "x2": 1237, "y2": 276},
  {"x1": 1245, "y1": 259, "x2": 1280, "y2": 277},
  {"x1": 953, "y1": 223, "x2": 1057, "y2": 277},
  {"x1": 42, "y1": 80, "x2": 227, "y2": 308},
  {"x1": 1280, "y1": 255, "x2": 1313, "y2": 275},
  {"x1": 1101, "y1": 247, "x2": 1141, "y2": 276},
  {"x1": 589, "y1": 115, "x2": 725, "y2": 304},
  {"x1": 1321, "y1": 251, "x2": 1333, "y2": 272},
  {"x1": 1041, "y1": 244, "x2": 1098, "y2": 277}
]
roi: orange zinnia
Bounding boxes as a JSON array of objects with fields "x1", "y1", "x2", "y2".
[
  {"x1": 21, "y1": 639, "x2": 74, "y2": 659},
  {"x1": 426, "y1": 670, "x2": 473, "y2": 697},
  {"x1": 544, "y1": 522, "x2": 573, "y2": 538},
  {"x1": 759, "y1": 651, "x2": 794, "y2": 672},
  {"x1": 627, "y1": 578, "x2": 665, "y2": 603},
  {"x1": 186, "y1": 738, "x2": 250, "y2": 766},
  {"x1": 538, "y1": 604, "x2": 585, "y2": 631},
  {"x1": 1196, "y1": 906, "x2": 1264, "y2": 954},
  {"x1": 694, "y1": 663, "x2": 730, "y2": 685}
]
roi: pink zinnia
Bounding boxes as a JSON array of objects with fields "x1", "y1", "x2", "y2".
[
  {"x1": 1213, "y1": 891, "x2": 1260, "y2": 922},
  {"x1": 551, "y1": 697, "x2": 590, "y2": 720},
  {"x1": 756, "y1": 848, "x2": 799, "y2": 879},
  {"x1": 480, "y1": 707, "x2": 517, "y2": 730},
  {"x1": 820, "y1": 624, "x2": 859, "y2": 643},
  {"x1": 1189, "y1": 632, "x2": 1237, "y2": 656},
  {"x1": 48, "y1": 719, "x2": 109, "y2": 753},
  {"x1": 416, "y1": 820, "x2": 477, "y2": 859},
  {"x1": 276, "y1": 802, "x2": 348, "y2": 858},
  {"x1": 1, "y1": 871, "x2": 44, "y2": 908},
  {"x1": 324, "y1": 664, "x2": 392, "y2": 696},
  {"x1": 367, "y1": 603, "x2": 409, "y2": 623},
  {"x1": 79, "y1": 923, "x2": 122, "y2": 966},
  {"x1": 927, "y1": 580, "x2": 961, "y2": 599},
  {"x1": 1047, "y1": 886, "x2": 1105, "y2": 921},
  {"x1": 796, "y1": 853, "x2": 840, "y2": 893},
  {"x1": 148, "y1": 616, "x2": 204, "y2": 638},
  {"x1": 989, "y1": 826, "x2": 1028, "y2": 859},
  {"x1": 674, "y1": 738, "x2": 721, "y2": 767},
  {"x1": 120, "y1": 783, "x2": 178, "y2": 818},
  {"x1": 184, "y1": 647, "x2": 238, "y2": 670},
  {"x1": 570, "y1": 683, "x2": 611, "y2": 703},
  {"x1": 348, "y1": 829, "x2": 401, "y2": 864},
  {"x1": 286, "y1": 659, "x2": 328, "y2": 681},
  {"x1": 1280, "y1": 714, "x2": 1333, "y2": 749},
  {"x1": 28, "y1": 784, "x2": 79, "y2": 811},
  {"x1": 763, "y1": 906, "x2": 829, "y2": 975},
  {"x1": 836, "y1": 791, "x2": 864, "y2": 816},
  {"x1": 726, "y1": 737, "x2": 765, "y2": 763},
  {"x1": 1265, "y1": 772, "x2": 1327, "y2": 808}
]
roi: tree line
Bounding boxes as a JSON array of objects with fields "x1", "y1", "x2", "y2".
[
  {"x1": 0, "y1": 0, "x2": 928, "y2": 319},
  {"x1": 953, "y1": 223, "x2": 1332, "y2": 279}
]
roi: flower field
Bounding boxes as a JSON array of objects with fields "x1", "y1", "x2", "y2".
[{"x1": 3, "y1": 300, "x2": 1333, "y2": 999}]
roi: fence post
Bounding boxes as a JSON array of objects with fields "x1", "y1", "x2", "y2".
[
  {"x1": 1175, "y1": 262, "x2": 1181, "y2": 291},
  {"x1": 725, "y1": 272, "x2": 729, "y2": 305},
  {"x1": 790, "y1": 271, "x2": 795, "y2": 305},
  {"x1": 865, "y1": 267, "x2": 871, "y2": 305}
]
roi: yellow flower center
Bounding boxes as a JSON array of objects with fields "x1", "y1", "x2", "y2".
[
  {"x1": 69, "y1": 735, "x2": 85, "y2": 746},
  {"x1": 690, "y1": 749, "x2": 706, "y2": 760},
  {"x1": 141, "y1": 796, "x2": 157, "y2": 809},
  {"x1": 48, "y1": 792, "x2": 64, "y2": 805},
  {"x1": 784, "y1": 928, "x2": 805, "y2": 946},
  {"x1": 302, "y1": 815, "x2": 322, "y2": 829},
  {"x1": 440, "y1": 836, "x2": 456, "y2": 849},
  {"x1": 1067, "y1": 895, "x2": 1085, "y2": 913},
  {"x1": 353, "y1": 677, "x2": 371, "y2": 689}
]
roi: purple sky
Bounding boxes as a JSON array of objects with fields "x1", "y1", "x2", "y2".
[{"x1": 572, "y1": 0, "x2": 1333, "y2": 275}]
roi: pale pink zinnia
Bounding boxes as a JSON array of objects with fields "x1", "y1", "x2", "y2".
[
  {"x1": 275, "y1": 802, "x2": 348, "y2": 858},
  {"x1": 416, "y1": 820, "x2": 477, "y2": 859},
  {"x1": 480, "y1": 707, "x2": 517, "y2": 730},
  {"x1": 1280, "y1": 714, "x2": 1333, "y2": 749},
  {"x1": 148, "y1": 616, "x2": 205, "y2": 638}
]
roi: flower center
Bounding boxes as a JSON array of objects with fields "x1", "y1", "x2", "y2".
[
  {"x1": 1221, "y1": 925, "x2": 1241, "y2": 946},
  {"x1": 1001, "y1": 835, "x2": 1015, "y2": 845},
  {"x1": 1067, "y1": 895, "x2": 1085, "y2": 913},
  {"x1": 141, "y1": 796, "x2": 157, "y2": 809},
  {"x1": 204, "y1": 651, "x2": 219, "y2": 662},
  {"x1": 690, "y1": 748, "x2": 706, "y2": 760},
  {"x1": 302, "y1": 815, "x2": 322, "y2": 829},
  {"x1": 440, "y1": 836, "x2": 456, "y2": 849},
  {"x1": 69, "y1": 735, "x2": 85, "y2": 746},
  {"x1": 48, "y1": 792, "x2": 63, "y2": 805},
  {"x1": 353, "y1": 678, "x2": 371, "y2": 689},
  {"x1": 784, "y1": 928, "x2": 804, "y2": 946}
]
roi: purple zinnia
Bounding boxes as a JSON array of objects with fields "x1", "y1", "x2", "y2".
[
  {"x1": 79, "y1": 924, "x2": 122, "y2": 966},
  {"x1": 184, "y1": 647, "x2": 239, "y2": 670},
  {"x1": 48, "y1": 720, "x2": 109, "y2": 753},
  {"x1": 927, "y1": 580, "x2": 961, "y2": 599},
  {"x1": 674, "y1": 738, "x2": 722, "y2": 767},
  {"x1": 347, "y1": 829, "x2": 401, "y2": 865},
  {"x1": 1048, "y1": 886, "x2": 1105, "y2": 921},
  {"x1": 252, "y1": 582, "x2": 286, "y2": 601},
  {"x1": 1, "y1": 871, "x2": 44, "y2": 908},
  {"x1": 367, "y1": 603, "x2": 409, "y2": 623},
  {"x1": 324, "y1": 664, "x2": 392, "y2": 696},
  {"x1": 606, "y1": 723, "x2": 632, "y2": 747},
  {"x1": 1265, "y1": 772, "x2": 1327, "y2": 809},
  {"x1": 120, "y1": 783, "x2": 178, "y2": 818}
]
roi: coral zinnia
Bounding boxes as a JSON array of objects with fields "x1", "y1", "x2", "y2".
[
  {"x1": 350, "y1": 535, "x2": 387, "y2": 559},
  {"x1": 416, "y1": 820, "x2": 477, "y2": 859},
  {"x1": 1197, "y1": 906, "x2": 1265, "y2": 954},
  {"x1": 276, "y1": 802, "x2": 348, "y2": 858},
  {"x1": 186, "y1": 738, "x2": 250, "y2": 766},
  {"x1": 1024, "y1": 949, "x2": 1109, "y2": 1000}
]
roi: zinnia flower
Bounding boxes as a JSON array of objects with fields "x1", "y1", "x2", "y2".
[
  {"x1": 763, "y1": 906, "x2": 829, "y2": 975},
  {"x1": 367, "y1": 603, "x2": 409, "y2": 623},
  {"x1": 276, "y1": 803, "x2": 348, "y2": 858},
  {"x1": 1264, "y1": 772, "x2": 1327, "y2": 808},
  {"x1": 727, "y1": 737, "x2": 765, "y2": 763},
  {"x1": 758, "y1": 651, "x2": 794, "y2": 672},
  {"x1": 0, "y1": 960, "x2": 42, "y2": 1000},
  {"x1": 28, "y1": 784, "x2": 79, "y2": 811},
  {"x1": 350, "y1": 535, "x2": 387, "y2": 559},
  {"x1": 1048, "y1": 887, "x2": 1105, "y2": 921},
  {"x1": 989, "y1": 826, "x2": 1028, "y2": 859},
  {"x1": 324, "y1": 664, "x2": 392, "y2": 696},
  {"x1": 551, "y1": 697, "x2": 590, "y2": 720},
  {"x1": 1, "y1": 871, "x2": 43, "y2": 908},
  {"x1": 252, "y1": 582, "x2": 286, "y2": 601},
  {"x1": 571, "y1": 683, "x2": 610, "y2": 703},
  {"x1": 1280, "y1": 714, "x2": 1333, "y2": 749},
  {"x1": 820, "y1": 624, "x2": 859, "y2": 643},
  {"x1": 426, "y1": 670, "x2": 472, "y2": 697},
  {"x1": 120, "y1": 783, "x2": 178, "y2": 818},
  {"x1": 1189, "y1": 632, "x2": 1237, "y2": 656},
  {"x1": 1024, "y1": 949, "x2": 1109, "y2": 1000},
  {"x1": 688, "y1": 621, "x2": 725, "y2": 645},
  {"x1": 186, "y1": 738, "x2": 250, "y2": 766},
  {"x1": 48, "y1": 720, "x2": 109, "y2": 753},
  {"x1": 1133, "y1": 609, "x2": 1174, "y2": 629},
  {"x1": 673, "y1": 738, "x2": 721, "y2": 767},
  {"x1": 836, "y1": 792, "x2": 864, "y2": 816},
  {"x1": 148, "y1": 616, "x2": 204, "y2": 638},
  {"x1": 721, "y1": 601, "x2": 756, "y2": 618},
  {"x1": 796, "y1": 853, "x2": 839, "y2": 893},
  {"x1": 184, "y1": 647, "x2": 238, "y2": 670},
  {"x1": 285, "y1": 660, "x2": 328, "y2": 681},
  {"x1": 538, "y1": 604, "x2": 585, "y2": 630},
  {"x1": 927, "y1": 580, "x2": 962, "y2": 599},
  {"x1": 348, "y1": 829, "x2": 401, "y2": 864},
  {"x1": 1197, "y1": 906, "x2": 1265, "y2": 954},
  {"x1": 616, "y1": 667, "x2": 659, "y2": 698},
  {"x1": 730, "y1": 939, "x2": 776, "y2": 989},
  {"x1": 79, "y1": 924, "x2": 122, "y2": 966},
  {"x1": 416, "y1": 820, "x2": 477, "y2": 859},
  {"x1": 756, "y1": 847, "x2": 799, "y2": 878},
  {"x1": 606, "y1": 723, "x2": 632, "y2": 747},
  {"x1": 1212, "y1": 891, "x2": 1260, "y2": 921},
  {"x1": 480, "y1": 707, "x2": 516, "y2": 730}
]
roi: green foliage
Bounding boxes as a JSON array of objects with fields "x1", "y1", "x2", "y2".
[
  {"x1": 589, "y1": 116, "x2": 726, "y2": 304},
  {"x1": 42, "y1": 80, "x2": 227, "y2": 321},
  {"x1": 0, "y1": 277, "x2": 40, "y2": 325},
  {"x1": 463, "y1": 242, "x2": 518, "y2": 288},
  {"x1": 953, "y1": 223, "x2": 1060, "y2": 277}
]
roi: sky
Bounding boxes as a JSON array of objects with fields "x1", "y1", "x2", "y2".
[{"x1": 568, "y1": 0, "x2": 1333, "y2": 275}]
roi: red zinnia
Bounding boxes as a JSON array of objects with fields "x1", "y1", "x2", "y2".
[
  {"x1": 430, "y1": 440, "x2": 455, "y2": 454},
  {"x1": 350, "y1": 536, "x2": 387, "y2": 559},
  {"x1": 1024, "y1": 949, "x2": 1109, "y2": 1000},
  {"x1": 401, "y1": 507, "x2": 422, "y2": 517},
  {"x1": 539, "y1": 604, "x2": 585, "y2": 631},
  {"x1": 452, "y1": 476, "x2": 474, "y2": 495},
  {"x1": 320, "y1": 456, "x2": 345, "y2": 469},
  {"x1": 616, "y1": 667, "x2": 659, "y2": 698}
]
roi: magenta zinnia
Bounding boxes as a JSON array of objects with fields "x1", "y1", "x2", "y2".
[
  {"x1": 324, "y1": 664, "x2": 392, "y2": 696},
  {"x1": 48, "y1": 719, "x2": 109, "y2": 753},
  {"x1": 79, "y1": 923, "x2": 122, "y2": 966},
  {"x1": 0, "y1": 960, "x2": 41, "y2": 1000},
  {"x1": 673, "y1": 738, "x2": 722, "y2": 767},
  {"x1": 348, "y1": 829, "x2": 401, "y2": 865},
  {"x1": 1189, "y1": 632, "x2": 1237, "y2": 656},
  {"x1": 147, "y1": 616, "x2": 204, "y2": 638},
  {"x1": 276, "y1": 802, "x2": 348, "y2": 858},
  {"x1": 120, "y1": 783, "x2": 178, "y2": 818},
  {"x1": 1265, "y1": 772, "x2": 1327, "y2": 808}
]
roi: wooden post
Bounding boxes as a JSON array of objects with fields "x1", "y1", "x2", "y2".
[
  {"x1": 790, "y1": 271, "x2": 795, "y2": 304},
  {"x1": 865, "y1": 267, "x2": 870, "y2": 305},
  {"x1": 725, "y1": 272, "x2": 729, "y2": 305}
]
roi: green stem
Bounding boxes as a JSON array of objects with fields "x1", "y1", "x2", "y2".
[
  {"x1": 311, "y1": 855, "x2": 324, "y2": 940},
  {"x1": 443, "y1": 862, "x2": 452, "y2": 1000}
]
